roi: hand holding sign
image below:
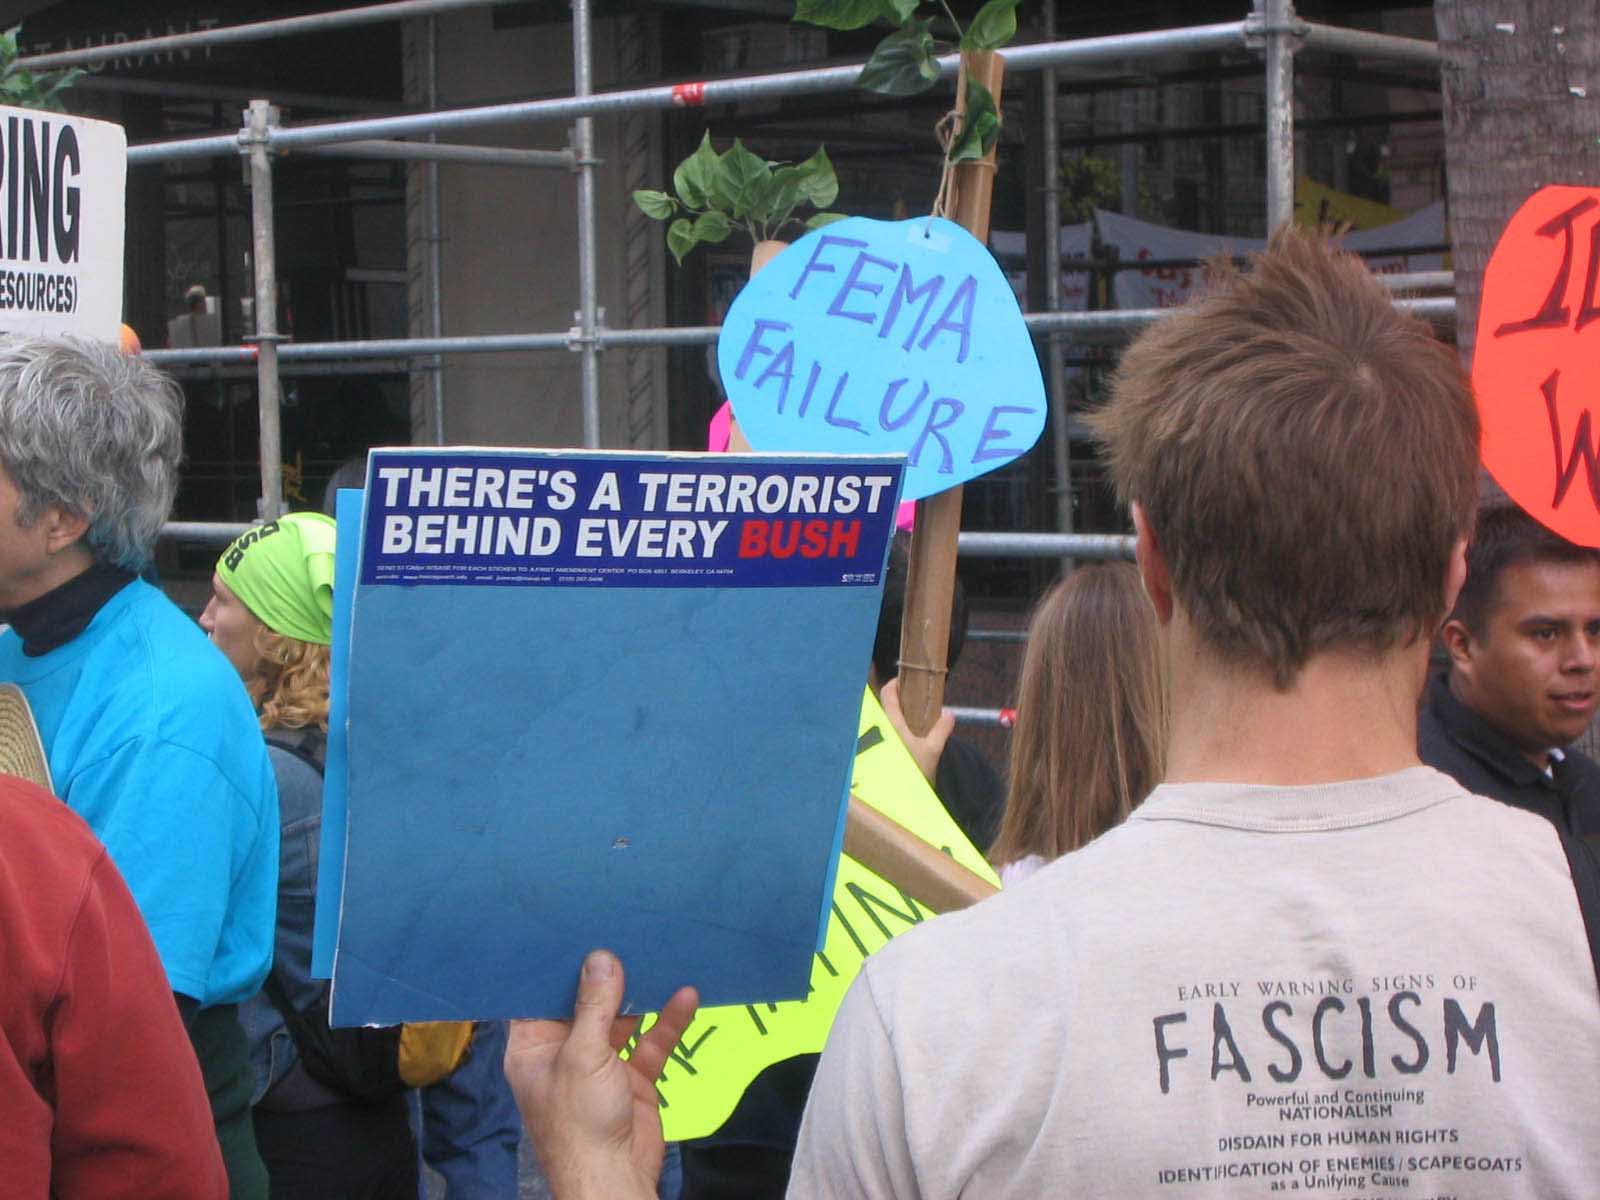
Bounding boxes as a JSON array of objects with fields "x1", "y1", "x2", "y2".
[
  {"x1": 1474, "y1": 186, "x2": 1600, "y2": 546},
  {"x1": 718, "y1": 216, "x2": 1045, "y2": 502}
]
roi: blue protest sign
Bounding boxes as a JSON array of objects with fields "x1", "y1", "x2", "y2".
[
  {"x1": 310, "y1": 487, "x2": 363, "y2": 980},
  {"x1": 718, "y1": 216, "x2": 1046, "y2": 502},
  {"x1": 328, "y1": 447, "x2": 904, "y2": 1024}
]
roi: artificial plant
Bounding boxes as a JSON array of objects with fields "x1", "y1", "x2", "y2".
[{"x1": 634, "y1": 134, "x2": 845, "y2": 264}]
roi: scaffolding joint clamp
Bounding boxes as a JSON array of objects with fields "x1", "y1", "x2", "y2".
[{"x1": 1243, "y1": 14, "x2": 1309, "y2": 51}]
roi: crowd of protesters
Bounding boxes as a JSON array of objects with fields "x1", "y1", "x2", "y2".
[{"x1": 2, "y1": 226, "x2": 1598, "y2": 1200}]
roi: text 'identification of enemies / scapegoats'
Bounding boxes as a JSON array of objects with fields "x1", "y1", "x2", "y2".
[{"x1": 373, "y1": 461, "x2": 898, "y2": 560}]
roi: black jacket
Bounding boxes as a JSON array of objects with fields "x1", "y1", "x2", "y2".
[{"x1": 1418, "y1": 670, "x2": 1600, "y2": 838}]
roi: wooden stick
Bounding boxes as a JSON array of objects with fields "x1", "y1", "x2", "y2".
[
  {"x1": 896, "y1": 49, "x2": 1007, "y2": 736},
  {"x1": 844, "y1": 794, "x2": 998, "y2": 913}
]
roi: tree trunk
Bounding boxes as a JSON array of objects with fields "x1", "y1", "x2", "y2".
[
  {"x1": 1435, "y1": 0, "x2": 1599, "y2": 365},
  {"x1": 1435, "y1": 1, "x2": 1600, "y2": 755}
]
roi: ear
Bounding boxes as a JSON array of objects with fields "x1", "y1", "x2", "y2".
[
  {"x1": 1440, "y1": 616, "x2": 1474, "y2": 671},
  {"x1": 1442, "y1": 536, "x2": 1468, "y2": 619},
  {"x1": 1132, "y1": 503, "x2": 1174, "y2": 626},
  {"x1": 39, "y1": 505, "x2": 89, "y2": 555}
]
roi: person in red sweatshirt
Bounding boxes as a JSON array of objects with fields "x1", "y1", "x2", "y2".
[{"x1": 0, "y1": 772, "x2": 226, "y2": 1199}]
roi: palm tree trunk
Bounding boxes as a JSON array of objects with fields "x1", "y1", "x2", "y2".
[{"x1": 1435, "y1": 0, "x2": 1599, "y2": 364}]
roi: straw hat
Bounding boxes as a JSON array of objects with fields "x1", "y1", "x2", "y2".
[{"x1": 0, "y1": 683, "x2": 52, "y2": 792}]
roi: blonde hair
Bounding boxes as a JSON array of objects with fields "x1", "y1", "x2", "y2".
[
  {"x1": 988, "y1": 562, "x2": 1167, "y2": 867},
  {"x1": 245, "y1": 624, "x2": 331, "y2": 733}
]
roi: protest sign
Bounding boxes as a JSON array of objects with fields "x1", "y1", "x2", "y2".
[
  {"x1": 311, "y1": 488, "x2": 363, "y2": 980},
  {"x1": 327, "y1": 448, "x2": 904, "y2": 1024},
  {"x1": 718, "y1": 215, "x2": 1045, "y2": 503},
  {"x1": 0, "y1": 107, "x2": 124, "y2": 341},
  {"x1": 1472, "y1": 186, "x2": 1600, "y2": 547},
  {"x1": 640, "y1": 686, "x2": 1000, "y2": 1141}
]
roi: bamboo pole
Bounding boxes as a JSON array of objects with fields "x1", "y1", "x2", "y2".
[
  {"x1": 896, "y1": 50, "x2": 1006, "y2": 736},
  {"x1": 844, "y1": 795, "x2": 998, "y2": 913}
]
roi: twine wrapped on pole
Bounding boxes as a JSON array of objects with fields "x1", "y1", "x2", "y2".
[{"x1": 896, "y1": 49, "x2": 1006, "y2": 738}]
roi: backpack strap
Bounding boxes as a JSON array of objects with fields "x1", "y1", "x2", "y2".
[
  {"x1": 264, "y1": 726, "x2": 327, "y2": 776},
  {"x1": 1555, "y1": 828, "x2": 1600, "y2": 996},
  {"x1": 261, "y1": 967, "x2": 330, "y2": 1055}
]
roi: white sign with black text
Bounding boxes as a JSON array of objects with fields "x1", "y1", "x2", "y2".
[{"x1": 0, "y1": 106, "x2": 125, "y2": 341}]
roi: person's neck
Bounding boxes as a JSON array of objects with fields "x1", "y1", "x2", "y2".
[
  {"x1": 1446, "y1": 670, "x2": 1551, "y2": 770},
  {"x1": 1163, "y1": 622, "x2": 1427, "y2": 787},
  {"x1": 0, "y1": 543, "x2": 97, "y2": 613}
]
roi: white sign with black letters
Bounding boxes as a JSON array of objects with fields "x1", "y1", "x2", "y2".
[{"x1": 0, "y1": 106, "x2": 125, "y2": 341}]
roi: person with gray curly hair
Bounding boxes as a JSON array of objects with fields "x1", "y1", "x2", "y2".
[
  {"x1": 0, "y1": 334, "x2": 280, "y2": 1199},
  {"x1": 0, "y1": 334, "x2": 181, "y2": 577}
]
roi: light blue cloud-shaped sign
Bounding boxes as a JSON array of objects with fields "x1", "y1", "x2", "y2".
[{"x1": 718, "y1": 216, "x2": 1046, "y2": 502}]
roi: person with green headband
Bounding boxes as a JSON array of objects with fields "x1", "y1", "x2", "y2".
[{"x1": 202, "y1": 511, "x2": 421, "y2": 1199}]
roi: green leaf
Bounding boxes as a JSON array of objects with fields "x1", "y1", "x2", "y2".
[
  {"x1": 805, "y1": 212, "x2": 849, "y2": 228},
  {"x1": 666, "y1": 217, "x2": 698, "y2": 265},
  {"x1": 692, "y1": 210, "x2": 734, "y2": 246},
  {"x1": 791, "y1": 145, "x2": 839, "y2": 209},
  {"x1": 856, "y1": 20, "x2": 942, "y2": 97},
  {"x1": 632, "y1": 189, "x2": 677, "y2": 220},
  {"x1": 883, "y1": 0, "x2": 919, "y2": 19},
  {"x1": 717, "y1": 138, "x2": 771, "y2": 219},
  {"x1": 757, "y1": 177, "x2": 802, "y2": 231},
  {"x1": 962, "y1": 0, "x2": 1023, "y2": 50},
  {"x1": 793, "y1": 0, "x2": 894, "y2": 31},
  {"x1": 946, "y1": 77, "x2": 1001, "y2": 164},
  {"x1": 672, "y1": 132, "x2": 720, "y2": 211}
]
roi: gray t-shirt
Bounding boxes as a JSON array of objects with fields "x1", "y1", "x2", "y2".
[{"x1": 791, "y1": 767, "x2": 1600, "y2": 1198}]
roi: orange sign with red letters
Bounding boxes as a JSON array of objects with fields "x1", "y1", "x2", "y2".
[{"x1": 1474, "y1": 186, "x2": 1600, "y2": 547}]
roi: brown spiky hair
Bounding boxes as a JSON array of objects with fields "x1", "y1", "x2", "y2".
[{"x1": 1087, "y1": 227, "x2": 1479, "y2": 689}]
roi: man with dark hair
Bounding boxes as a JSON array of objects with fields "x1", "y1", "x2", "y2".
[
  {"x1": 1420, "y1": 503, "x2": 1600, "y2": 836},
  {"x1": 506, "y1": 231, "x2": 1600, "y2": 1198}
]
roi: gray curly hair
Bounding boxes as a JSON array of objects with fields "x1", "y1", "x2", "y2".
[{"x1": 0, "y1": 335, "x2": 182, "y2": 571}]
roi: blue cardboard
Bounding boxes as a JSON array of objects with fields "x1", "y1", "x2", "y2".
[
  {"x1": 719, "y1": 216, "x2": 1046, "y2": 502},
  {"x1": 329, "y1": 448, "x2": 903, "y2": 1024},
  {"x1": 310, "y1": 487, "x2": 363, "y2": 979}
]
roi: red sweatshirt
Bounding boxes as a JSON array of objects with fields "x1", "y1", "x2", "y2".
[{"x1": 0, "y1": 775, "x2": 226, "y2": 1199}]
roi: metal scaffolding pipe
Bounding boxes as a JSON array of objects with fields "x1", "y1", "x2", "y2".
[
  {"x1": 125, "y1": 24, "x2": 1256, "y2": 164},
  {"x1": 16, "y1": 0, "x2": 528, "y2": 71},
  {"x1": 1379, "y1": 270, "x2": 1453, "y2": 292},
  {"x1": 426, "y1": 16, "x2": 447, "y2": 446},
  {"x1": 597, "y1": 325, "x2": 720, "y2": 348},
  {"x1": 245, "y1": 101, "x2": 285, "y2": 520},
  {"x1": 1257, "y1": 0, "x2": 1300, "y2": 231},
  {"x1": 957, "y1": 532, "x2": 1136, "y2": 560},
  {"x1": 985, "y1": 23, "x2": 1252, "y2": 74},
  {"x1": 949, "y1": 707, "x2": 1012, "y2": 728},
  {"x1": 295, "y1": 140, "x2": 574, "y2": 168},
  {"x1": 163, "y1": 521, "x2": 253, "y2": 544},
  {"x1": 162, "y1": 360, "x2": 415, "y2": 380},
  {"x1": 140, "y1": 291, "x2": 1457, "y2": 369},
  {"x1": 1299, "y1": 23, "x2": 1441, "y2": 67},
  {"x1": 1039, "y1": 2, "x2": 1075, "y2": 546},
  {"x1": 573, "y1": 0, "x2": 601, "y2": 449},
  {"x1": 156, "y1": 523, "x2": 1140, "y2": 561}
]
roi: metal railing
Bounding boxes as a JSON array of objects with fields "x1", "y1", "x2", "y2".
[{"x1": 51, "y1": 0, "x2": 1445, "y2": 550}]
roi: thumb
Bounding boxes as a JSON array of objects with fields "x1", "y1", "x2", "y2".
[{"x1": 566, "y1": 949, "x2": 625, "y2": 1066}]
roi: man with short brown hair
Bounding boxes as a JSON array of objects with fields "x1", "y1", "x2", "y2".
[
  {"x1": 1421, "y1": 502, "x2": 1600, "y2": 836},
  {"x1": 785, "y1": 229, "x2": 1600, "y2": 1198},
  {"x1": 503, "y1": 232, "x2": 1600, "y2": 1200}
]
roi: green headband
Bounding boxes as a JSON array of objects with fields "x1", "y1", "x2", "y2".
[{"x1": 216, "y1": 512, "x2": 337, "y2": 645}]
